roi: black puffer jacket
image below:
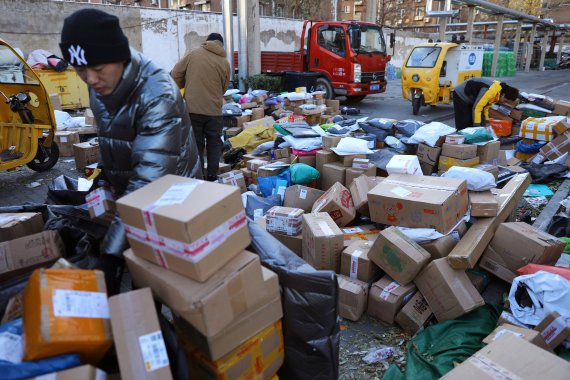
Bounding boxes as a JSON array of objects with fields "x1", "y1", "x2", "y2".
[{"x1": 90, "y1": 48, "x2": 202, "y2": 256}]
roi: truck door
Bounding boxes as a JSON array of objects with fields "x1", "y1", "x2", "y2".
[{"x1": 309, "y1": 25, "x2": 349, "y2": 84}]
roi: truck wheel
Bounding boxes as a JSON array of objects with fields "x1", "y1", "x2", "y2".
[
  {"x1": 26, "y1": 138, "x2": 59, "y2": 172},
  {"x1": 346, "y1": 95, "x2": 366, "y2": 103},
  {"x1": 412, "y1": 95, "x2": 423, "y2": 115},
  {"x1": 315, "y1": 77, "x2": 334, "y2": 100}
]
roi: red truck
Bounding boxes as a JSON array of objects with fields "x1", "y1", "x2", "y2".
[{"x1": 257, "y1": 20, "x2": 392, "y2": 102}]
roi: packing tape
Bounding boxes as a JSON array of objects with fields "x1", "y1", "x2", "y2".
[
  {"x1": 540, "y1": 315, "x2": 567, "y2": 344},
  {"x1": 349, "y1": 250, "x2": 363, "y2": 279},
  {"x1": 379, "y1": 281, "x2": 400, "y2": 301},
  {"x1": 318, "y1": 220, "x2": 335, "y2": 236},
  {"x1": 142, "y1": 203, "x2": 169, "y2": 269},
  {"x1": 228, "y1": 274, "x2": 247, "y2": 317},
  {"x1": 467, "y1": 353, "x2": 522, "y2": 380}
]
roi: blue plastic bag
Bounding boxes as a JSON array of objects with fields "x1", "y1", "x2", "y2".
[{"x1": 257, "y1": 170, "x2": 291, "y2": 197}]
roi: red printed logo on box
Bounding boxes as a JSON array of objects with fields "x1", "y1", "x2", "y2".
[
  {"x1": 341, "y1": 190, "x2": 352, "y2": 208},
  {"x1": 330, "y1": 209, "x2": 343, "y2": 221}
]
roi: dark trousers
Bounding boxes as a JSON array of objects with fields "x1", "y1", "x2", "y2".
[
  {"x1": 452, "y1": 92, "x2": 473, "y2": 130},
  {"x1": 189, "y1": 113, "x2": 223, "y2": 178}
]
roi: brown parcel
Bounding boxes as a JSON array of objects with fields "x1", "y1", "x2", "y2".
[
  {"x1": 39, "y1": 365, "x2": 107, "y2": 379},
  {"x1": 340, "y1": 154, "x2": 367, "y2": 167},
  {"x1": 73, "y1": 141, "x2": 100, "y2": 171},
  {"x1": 345, "y1": 167, "x2": 376, "y2": 187},
  {"x1": 340, "y1": 240, "x2": 381, "y2": 283},
  {"x1": 420, "y1": 161, "x2": 437, "y2": 175},
  {"x1": 476, "y1": 141, "x2": 501, "y2": 165},
  {"x1": 322, "y1": 135, "x2": 342, "y2": 151},
  {"x1": 368, "y1": 174, "x2": 469, "y2": 234},
  {"x1": 420, "y1": 221, "x2": 467, "y2": 260},
  {"x1": 539, "y1": 130, "x2": 570, "y2": 161},
  {"x1": 368, "y1": 275, "x2": 417, "y2": 325},
  {"x1": 124, "y1": 249, "x2": 266, "y2": 338},
  {"x1": 483, "y1": 323, "x2": 550, "y2": 351},
  {"x1": 441, "y1": 143, "x2": 478, "y2": 160},
  {"x1": 414, "y1": 258, "x2": 484, "y2": 322},
  {"x1": 0, "y1": 212, "x2": 43, "y2": 242},
  {"x1": 395, "y1": 291, "x2": 434, "y2": 334},
  {"x1": 321, "y1": 162, "x2": 346, "y2": 192},
  {"x1": 469, "y1": 191, "x2": 498, "y2": 217},
  {"x1": 316, "y1": 150, "x2": 339, "y2": 188},
  {"x1": 54, "y1": 131, "x2": 80, "y2": 157},
  {"x1": 349, "y1": 175, "x2": 384, "y2": 216},
  {"x1": 416, "y1": 143, "x2": 442, "y2": 166},
  {"x1": 479, "y1": 222, "x2": 565, "y2": 283},
  {"x1": 109, "y1": 288, "x2": 173, "y2": 380},
  {"x1": 254, "y1": 217, "x2": 303, "y2": 256},
  {"x1": 337, "y1": 275, "x2": 369, "y2": 321},
  {"x1": 312, "y1": 182, "x2": 356, "y2": 227},
  {"x1": 218, "y1": 170, "x2": 247, "y2": 193},
  {"x1": 265, "y1": 206, "x2": 304, "y2": 236},
  {"x1": 0, "y1": 230, "x2": 63, "y2": 282},
  {"x1": 369, "y1": 227, "x2": 430, "y2": 286},
  {"x1": 116, "y1": 175, "x2": 250, "y2": 282},
  {"x1": 173, "y1": 266, "x2": 282, "y2": 361},
  {"x1": 283, "y1": 185, "x2": 325, "y2": 212},
  {"x1": 302, "y1": 212, "x2": 344, "y2": 271},
  {"x1": 441, "y1": 334, "x2": 570, "y2": 380},
  {"x1": 342, "y1": 224, "x2": 381, "y2": 247},
  {"x1": 534, "y1": 311, "x2": 570, "y2": 350}
]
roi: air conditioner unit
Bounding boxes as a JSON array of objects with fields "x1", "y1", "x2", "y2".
[{"x1": 424, "y1": 17, "x2": 431, "y2": 22}]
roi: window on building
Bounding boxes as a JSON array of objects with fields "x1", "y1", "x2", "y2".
[
  {"x1": 259, "y1": 4, "x2": 265, "y2": 16},
  {"x1": 344, "y1": 5, "x2": 351, "y2": 13},
  {"x1": 415, "y1": 7, "x2": 424, "y2": 18},
  {"x1": 400, "y1": 9, "x2": 406, "y2": 18},
  {"x1": 275, "y1": 4, "x2": 284, "y2": 17},
  {"x1": 317, "y1": 25, "x2": 346, "y2": 57}
]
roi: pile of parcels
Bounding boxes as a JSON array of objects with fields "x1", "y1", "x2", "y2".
[{"x1": 0, "y1": 176, "x2": 285, "y2": 379}]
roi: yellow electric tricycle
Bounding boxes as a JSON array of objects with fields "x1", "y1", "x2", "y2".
[
  {"x1": 402, "y1": 42, "x2": 484, "y2": 115},
  {"x1": 0, "y1": 38, "x2": 59, "y2": 172}
]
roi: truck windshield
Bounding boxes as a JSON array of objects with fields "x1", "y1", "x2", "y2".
[
  {"x1": 406, "y1": 47, "x2": 442, "y2": 68},
  {"x1": 349, "y1": 25, "x2": 386, "y2": 55}
]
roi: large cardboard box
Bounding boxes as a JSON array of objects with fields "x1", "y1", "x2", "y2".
[
  {"x1": 125, "y1": 249, "x2": 267, "y2": 338},
  {"x1": 0, "y1": 230, "x2": 63, "y2": 281},
  {"x1": 345, "y1": 166, "x2": 376, "y2": 187},
  {"x1": 316, "y1": 150, "x2": 339, "y2": 188},
  {"x1": 86, "y1": 188, "x2": 116, "y2": 223},
  {"x1": 520, "y1": 116, "x2": 563, "y2": 142},
  {"x1": 386, "y1": 155, "x2": 422, "y2": 176},
  {"x1": 419, "y1": 221, "x2": 467, "y2": 260},
  {"x1": 321, "y1": 162, "x2": 346, "y2": 191},
  {"x1": 367, "y1": 275, "x2": 417, "y2": 325},
  {"x1": 37, "y1": 365, "x2": 107, "y2": 379},
  {"x1": 283, "y1": 185, "x2": 324, "y2": 212},
  {"x1": 0, "y1": 212, "x2": 43, "y2": 242},
  {"x1": 416, "y1": 143, "x2": 442, "y2": 165},
  {"x1": 476, "y1": 141, "x2": 501, "y2": 165},
  {"x1": 441, "y1": 334, "x2": 570, "y2": 379},
  {"x1": 291, "y1": 154, "x2": 316, "y2": 167},
  {"x1": 414, "y1": 258, "x2": 484, "y2": 322},
  {"x1": 438, "y1": 155, "x2": 480, "y2": 171},
  {"x1": 322, "y1": 135, "x2": 342, "y2": 151},
  {"x1": 73, "y1": 141, "x2": 100, "y2": 171},
  {"x1": 342, "y1": 224, "x2": 381, "y2": 247},
  {"x1": 420, "y1": 161, "x2": 437, "y2": 175},
  {"x1": 369, "y1": 227, "x2": 430, "y2": 286},
  {"x1": 312, "y1": 182, "x2": 356, "y2": 227},
  {"x1": 479, "y1": 222, "x2": 565, "y2": 283},
  {"x1": 302, "y1": 212, "x2": 344, "y2": 271},
  {"x1": 534, "y1": 311, "x2": 570, "y2": 350},
  {"x1": 469, "y1": 191, "x2": 498, "y2": 217},
  {"x1": 553, "y1": 100, "x2": 570, "y2": 116},
  {"x1": 339, "y1": 154, "x2": 366, "y2": 167},
  {"x1": 442, "y1": 143, "x2": 477, "y2": 160},
  {"x1": 266, "y1": 206, "x2": 304, "y2": 236},
  {"x1": 539, "y1": 130, "x2": 570, "y2": 161},
  {"x1": 489, "y1": 108, "x2": 512, "y2": 121},
  {"x1": 54, "y1": 130, "x2": 80, "y2": 157},
  {"x1": 272, "y1": 231, "x2": 303, "y2": 256},
  {"x1": 368, "y1": 174, "x2": 469, "y2": 234},
  {"x1": 483, "y1": 323, "x2": 549, "y2": 350},
  {"x1": 338, "y1": 275, "x2": 369, "y2": 321},
  {"x1": 217, "y1": 170, "x2": 247, "y2": 193},
  {"x1": 349, "y1": 175, "x2": 383, "y2": 216},
  {"x1": 174, "y1": 266, "x2": 282, "y2": 361},
  {"x1": 395, "y1": 291, "x2": 433, "y2": 334},
  {"x1": 340, "y1": 240, "x2": 381, "y2": 283},
  {"x1": 109, "y1": 288, "x2": 173, "y2": 380},
  {"x1": 116, "y1": 175, "x2": 250, "y2": 282}
]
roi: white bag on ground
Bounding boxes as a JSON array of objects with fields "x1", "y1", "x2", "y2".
[
  {"x1": 441, "y1": 166, "x2": 496, "y2": 191},
  {"x1": 331, "y1": 137, "x2": 374, "y2": 155},
  {"x1": 509, "y1": 271, "x2": 570, "y2": 326},
  {"x1": 408, "y1": 122, "x2": 456, "y2": 147}
]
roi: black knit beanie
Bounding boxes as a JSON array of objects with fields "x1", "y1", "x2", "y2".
[{"x1": 60, "y1": 9, "x2": 130, "y2": 67}]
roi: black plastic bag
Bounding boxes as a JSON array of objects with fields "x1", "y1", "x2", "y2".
[
  {"x1": 368, "y1": 148, "x2": 399, "y2": 171},
  {"x1": 519, "y1": 163, "x2": 569, "y2": 183},
  {"x1": 358, "y1": 121, "x2": 392, "y2": 142},
  {"x1": 46, "y1": 175, "x2": 90, "y2": 206},
  {"x1": 248, "y1": 221, "x2": 340, "y2": 380},
  {"x1": 547, "y1": 215, "x2": 570, "y2": 237}
]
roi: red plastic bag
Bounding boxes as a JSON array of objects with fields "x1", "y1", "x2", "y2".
[{"x1": 516, "y1": 263, "x2": 570, "y2": 281}]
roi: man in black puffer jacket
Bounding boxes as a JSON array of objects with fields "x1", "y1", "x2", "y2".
[{"x1": 60, "y1": 9, "x2": 202, "y2": 294}]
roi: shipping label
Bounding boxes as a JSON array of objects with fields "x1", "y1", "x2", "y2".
[
  {"x1": 139, "y1": 331, "x2": 170, "y2": 372},
  {"x1": 154, "y1": 182, "x2": 200, "y2": 206},
  {"x1": 0, "y1": 331, "x2": 23, "y2": 364},
  {"x1": 52, "y1": 289, "x2": 110, "y2": 319},
  {"x1": 380, "y1": 281, "x2": 400, "y2": 301},
  {"x1": 540, "y1": 316, "x2": 567, "y2": 344}
]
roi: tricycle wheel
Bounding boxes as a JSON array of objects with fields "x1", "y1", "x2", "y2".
[
  {"x1": 26, "y1": 138, "x2": 59, "y2": 172},
  {"x1": 412, "y1": 95, "x2": 423, "y2": 115}
]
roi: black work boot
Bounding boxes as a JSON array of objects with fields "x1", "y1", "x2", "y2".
[{"x1": 207, "y1": 175, "x2": 218, "y2": 182}]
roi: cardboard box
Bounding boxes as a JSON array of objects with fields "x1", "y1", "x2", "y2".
[
  {"x1": 369, "y1": 227, "x2": 430, "y2": 286},
  {"x1": 241, "y1": 153, "x2": 265, "y2": 165},
  {"x1": 291, "y1": 154, "x2": 316, "y2": 167},
  {"x1": 265, "y1": 206, "x2": 304, "y2": 236},
  {"x1": 272, "y1": 231, "x2": 303, "y2": 256},
  {"x1": 37, "y1": 365, "x2": 107, "y2": 379},
  {"x1": 243, "y1": 116, "x2": 274, "y2": 129},
  {"x1": 368, "y1": 275, "x2": 417, "y2": 325},
  {"x1": 420, "y1": 161, "x2": 437, "y2": 175},
  {"x1": 0, "y1": 212, "x2": 43, "y2": 243},
  {"x1": 225, "y1": 126, "x2": 243, "y2": 137},
  {"x1": 283, "y1": 185, "x2": 324, "y2": 212},
  {"x1": 483, "y1": 323, "x2": 549, "y2": 350},
  {"x1": 386, "y1": 155, "x2": 422, "y2": 176},
  {"x1": 116, "y1": 175, "x2": 250, "y2": 282},
  {"x1": 416, "y1": 143, "x2": 442, "y2": 165},
  {"x1": 445, "y1": 134, "x2": 465, "y2": 144},
  {"x1": 419, "y1": 221, "x2": 467, "y2": 260},
  {"x1": 185, "y1": 319, "x2": 284, "y2": 380},
  {"x1": 23, "y1": 269, "x2": 113, "y2": 363},
  {"x1": 368, "y1": 174, "x2": 469, "y2": 234},
  {"x1": 73, "y1": 141, "x2": 100, "y2": 171},
  {"x1": 312, "y1": 182, "x2": 356, "y2": 227},
  {"x1": 534, "y1": 311, "x2": 570, "y2": 350},
  {"x1": 125, "y1": 249, "x2": 268, "y2": 338},
  {"x1": 474, "y1": 163, "x2": 499, "y2": 179},
  {"x1": 316, "y1": 150, "x2": 339, "y2": 186},
  {"x1": 414, "y1": 258, "x2": 484, "y2": 322},
  {"x1": 340, "y1": 240, "x2": 381, "y2": 283},
  {"x1": 469, "y1": 191, "x2": 498, "y2": 217},
  {"x1": 553, "y1": 119, "x2": 570, "y2": 135},
  {"x1": 352, "y1": 158, "x2": 371, "y2": 169},
  {"x1": 251, "y1": 107, "x2": 265, "y2": 120},
  {"x1": 438, "y1": 155, "x2": 480, "y2": 171},
  {"x1": 321, "y1": 162, "x2": 346, "y2": 191},
  {"x1": 0, "y1": 230, "x2": 63, "y2": 281},
  {"x1": 476, "y1": 141, "x2": 501, "y2": 165},
  {"x1": 322, "y1": 135, "x2": 342, "y2": 151},
  {"x1": 218, "y1": 170, "x2": 247, "y2": 193},
  {"x1": 206, "y1": 161, "x2": 231, "y2": 175},
  {"x1": 349, "y1": 175, "x2": 383, "y2": 216},
  {"x1": 174, "y1": 266, "x2": 282, "y2": 361},
  {"x1": 539, "y1": 130, "x2": 570, "y2": 161},
  {"x1": 55, "y1": 131, "x2": 80, "y2": 157},
  {"x1": 109, "y1": 288, "x2": 173, "y2": 380},
  {"x1": 509, "y1": 108, "x2": 523, "y2": 121},
  {"x1": 247, "y1": 158, "x2": 270, "y2": 172},
  {"x1": 442, "y1": 143, "x2": 478, "y2": 160},
  {"x1": 342, "y1": 224, "x2": 381, "y2": 247},
  {"x1": 340, "y1": 154, "x2": 366, "y2": 167},
  {"x1": 83, "y1": 108, "x2": 96, "y2": 125},
  {"x1": 520, "y1": 116, "x2": 563, "y2": 142},
  {"x1": 441, "y1": 335, "x2": 570, "y2": 380},
  {"x1": 489, "y1": 108, "x2": 512, "y2": 121},
  {"x1": 395, "y1": 291, "x2": 433, "y2": 334},
  {"x1": 345, "y1": 166, "x2": 376, "y2": 187},
  {"x1": 553, "y1": 99, "x2": 570, "y2": 116},
  {"x1": 479, "y1": 222, "x2": 565, "y2": 283},
  {"x1": 325, "y1": 99, "x2": 340, "y2": 112},
  {"x1": 301, "y1": 212, "x2": 344, "y2": 271},
  {"x1": 338, "y1": 275, "x2": 369, "y2": 321},
  {"x1": 49, "y1": 93, "x2": 62, "y2": 111},
  {"x1": 86, "y1": 187, "x2": 116, "y2": 223}
]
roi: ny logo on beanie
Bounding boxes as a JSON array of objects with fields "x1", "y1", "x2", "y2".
[{"x1": 68, "y1": 45, "x2": 88, "y2": 66}]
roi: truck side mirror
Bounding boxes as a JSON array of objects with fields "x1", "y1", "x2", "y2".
[{"x1": 389, "y1": 33, "x2": 395, "y2": 49}]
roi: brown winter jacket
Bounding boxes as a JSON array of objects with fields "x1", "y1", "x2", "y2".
[{"x1": 171, "y1": 40, "x2": 230, "y2": 116}]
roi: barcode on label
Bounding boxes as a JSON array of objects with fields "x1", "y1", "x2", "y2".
[{"x1": 139, "y1": 331, "x2": 169, "y2": 372}]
